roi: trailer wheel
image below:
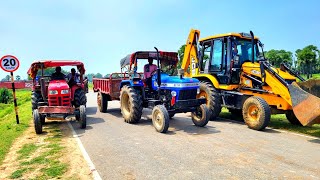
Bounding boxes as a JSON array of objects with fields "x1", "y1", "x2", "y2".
[
  {"x1": 197, "y1": 81, "x2": 221, "y2": 121},
  {"x1": 191, "y1": 104, "x2": 210, "y2": 127},
  {"x1": 120, "y1": 86, "x2": 143, "y2": 123},
  {"x1": 79, "y1": 105, "x2": 86, "y2": 129},
  {"x1": 97, "y1": 92, "x2": 108, "y2": 113},
  {"x1": 74, "y1": 89, "x2": 87, "y2": 108},
  {"x1": 242, "y1": 97, "x2": 270, "y2": 130},
  {"x1": 33, "y1": 109, "x2": 42, "y2": 134},
  {"x1": 31, "y1": 91, "x2": 43, "y2": 111},
  {"x1": 285, "y1": 110, "x2": 302, "y2": 126},
  {"x1": 152, "y1": 105, "x2": 169, "y2": 133}
]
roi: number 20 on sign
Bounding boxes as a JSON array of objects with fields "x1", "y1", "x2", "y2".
[{"x1": 0, "y1": 55, "x2": 20, "y2": 124}]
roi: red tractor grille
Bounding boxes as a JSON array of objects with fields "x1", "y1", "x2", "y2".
[{"x1": 49, "y1": 95, "x2": 71, "y2": 106}]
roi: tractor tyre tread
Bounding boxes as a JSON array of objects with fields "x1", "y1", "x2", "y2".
[
  {"x1": 152, "y1": 105, "x2": 170, "y2": 133},
  {"x1": 31, "y1": 91, "x2": 43, "y2": 111},
  {"x1": 74, "y1": 89, "x2": 87, "y2": 108},
  {"x1": 120, "y1": 86, "x2": 143, "y2": 124},
  {"x1": 242, "y1": 96, "x2": 270, "y2": 131},
  {"x1": 33, "y1": 109, "x2": 42, "y2": 134},
  {"x1": 199, "y1": 81, "x2": 222, "y2": 121}
]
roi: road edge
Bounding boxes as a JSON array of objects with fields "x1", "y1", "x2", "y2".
[{"x1": 67, "y1": 121, "x2": 102, "y2": 180}]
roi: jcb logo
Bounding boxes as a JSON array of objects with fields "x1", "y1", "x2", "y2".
[{"x1": 191, "y1": 56, "x2": 196, "y2": 75}]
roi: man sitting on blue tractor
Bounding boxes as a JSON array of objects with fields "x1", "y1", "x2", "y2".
[{"x1": 144, "y1": 57, "x2": 157, "y2": 90}]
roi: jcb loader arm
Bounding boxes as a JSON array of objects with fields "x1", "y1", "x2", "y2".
[
  {"x1": 260, "y1": 61, "x2": 320, "y2": 126},
  {"x1": 181, "y1": 29, "x2": 201, "y2": 77}
]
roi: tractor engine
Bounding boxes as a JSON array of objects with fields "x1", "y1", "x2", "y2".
[{"x1": 47, "y1": 80, "x2": 71, "y2": 106}]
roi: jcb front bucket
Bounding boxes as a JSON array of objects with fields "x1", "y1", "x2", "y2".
[{"x1": 288, "y1": 82, "x2": 320, "y2": 126}]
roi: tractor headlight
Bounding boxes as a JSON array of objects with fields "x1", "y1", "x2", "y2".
[
  {"x1": 171, "y1": 91, "x2": 177, "y2": 97},
  {"x1": 197, "y1": 88, "x2": 200, "y2": 94},
  {"x1": 61, "y1": 89, "x2": 69, "y2": 94},
  {"x1": 49, "y1": 90, "x2": 58, "y2": 95}
]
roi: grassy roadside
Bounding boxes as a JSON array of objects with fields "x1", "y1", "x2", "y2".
[
  {"x1": 0, "y1": 89, "x2": 32, "y2": 164},
  {"x1": 8, "y1": 123, "x2": 68, "y2": 179},
  {"x1": 219, "y1": 108, "x2": 320, "y2": 138}
]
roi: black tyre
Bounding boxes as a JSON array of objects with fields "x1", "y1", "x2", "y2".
[
  {"x1": 33, "y1": 109, "x2": 42, "y2": 134},
  {"x1": 152, "y1": 105, "x2": 170, "y2": 133},
  {"x1": 197, "y1": 81, "x2": 221, "y2": 121},
  {"x1": 31, "y1": 91, "x2": 43, "y2": 111},
  {"x1": 79, "y1": 105, "x2": 86, "y2": 129},
  {"x1": 169, "y1": 113, "x2": 175, "y2": 119},
  {"x1": 242, "y1": 97, "x2": 270, "y2": 130},
  {"x1": 74, "y1": 89, "x2": 87, "y2": 108},
  {"x1": 191, "y1": 104, "x2": 210, "y2": 127},
  {"x1": 40, "y1": 114, "x2": 46, "y2": 125},
  {"x1": 75, "y1": 111, "x2": 80, "y2": 121},
  {"x1": 97, "y1": 92, "x2": 108, "y2": 113},
  {"x1": 285, "y1": 110, "x2": 302, "y2": 126},
  {"x1": 120, "y1": 86, "x2": 143, "y2": 123}
]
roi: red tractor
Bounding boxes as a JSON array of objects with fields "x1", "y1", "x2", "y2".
[{"x1": 27, "y1": 60, "x2": 88, "y2": 134}]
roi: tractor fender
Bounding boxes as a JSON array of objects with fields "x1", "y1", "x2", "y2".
[
  {"x1": 191, "y1": 74, "x2": 220, "y2": 88},
  {"x1": 119, "y1": 80, "x2": 144, "y2": 90}
]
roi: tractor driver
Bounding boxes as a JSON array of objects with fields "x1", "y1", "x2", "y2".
[
  {"x1": 51, "y1": 66, "x2": 66, "y2": 80},
  {"x1": 144, "y1": 57, "x2": 157, "y2": 90},
  {"x1": 67, "y1": 68, "x2": 80, "y2": 87}
]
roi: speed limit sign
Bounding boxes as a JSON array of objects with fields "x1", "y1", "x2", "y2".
[{"x1": 0, "y1": 55, "x2": 20, "y2": 72}]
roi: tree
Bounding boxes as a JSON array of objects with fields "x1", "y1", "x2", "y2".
[
  {"x1": 295, "y1": 45, "x2": 319, "y2": 78},
  {"x1": 265, "y1": 49, "x2": 293, "y2": 67},
  {"x1": 177, "y1": 45, "x2": 186, "y2": 68},
  {"x1": 94, "y1": 73, "x2": 103, "y2": 78},
  {"x1": 16, "y1": 75, "x2": 21, "y2": 81}
]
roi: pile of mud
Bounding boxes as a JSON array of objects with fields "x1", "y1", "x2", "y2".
[{"x1": 297, "y1": 79, "x2": 320, "y2": 98}]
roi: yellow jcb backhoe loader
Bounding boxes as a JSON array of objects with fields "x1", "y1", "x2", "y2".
[{"x1": 180, "y1": 29, "x2": 320, "y2": 130}]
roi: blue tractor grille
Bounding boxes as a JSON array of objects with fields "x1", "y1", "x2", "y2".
[{"x1": 178, "y1": 89, "x2": 197, "y2": 100}]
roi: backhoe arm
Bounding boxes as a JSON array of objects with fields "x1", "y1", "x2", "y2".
[{"x1": 181, "y1": 29, "x2": 201, "y2": 77}]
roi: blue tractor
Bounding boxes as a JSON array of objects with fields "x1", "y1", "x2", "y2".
[{"x1": 119, "y1": 47, "x2": 210, "y2": 133}]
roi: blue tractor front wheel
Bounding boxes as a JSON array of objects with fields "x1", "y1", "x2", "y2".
[{"x1": 152, "y1": 105, "x2": 170, "y2": 133}]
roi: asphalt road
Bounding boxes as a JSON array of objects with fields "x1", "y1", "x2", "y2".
[{"x1": 71, "y1": 91, "x2": 320, "y2": 179}]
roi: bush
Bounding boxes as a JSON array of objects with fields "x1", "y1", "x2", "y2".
[{"x1": 0, "y1": 88, "x2": 13, "y2": 104}]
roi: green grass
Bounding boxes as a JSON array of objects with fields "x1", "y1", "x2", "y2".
[
  {"x1": 17, "y1": 143, "x2": 39, "y2": 160},
  {"x1": 220, "y1": 108, "x2": 320, "y2": 138},
  {"x1": 0, "y1": 89, "x2": 32, "y2": 164},
  {"x1": 9, "y1": 168, "x2": 29, "y2": 179},
  {"x1": 10, "y1": 124, "x2": 68, "y2": 179}
]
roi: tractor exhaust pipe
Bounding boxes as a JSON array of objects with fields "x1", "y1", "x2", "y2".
[
  {"x1": 250, "y1": 31, "x2": 255, "y2": 63},
  {"x1": 154, "y1": 47, "x2": 161, "y2": 91}
]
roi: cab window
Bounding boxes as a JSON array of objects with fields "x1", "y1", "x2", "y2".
[{"x1": 210, "y1": 39, "x2": 223, "y2": 71}]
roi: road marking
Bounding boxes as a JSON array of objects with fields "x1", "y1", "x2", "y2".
[
  {"x1": 67, "y1": 121, "x2": 102, "y2": 180},
  {"x1": 272, "y1": 129, "x2": 319, "y2": 140}
]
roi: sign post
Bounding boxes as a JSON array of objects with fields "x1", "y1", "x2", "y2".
[{"x1": 0, "y1": 55, "x2": 20, "y2": 124}]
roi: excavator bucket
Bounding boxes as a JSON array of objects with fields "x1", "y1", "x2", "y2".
[{"x1": 288, "y1": 81, "x2": 320, "y2": 126}]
